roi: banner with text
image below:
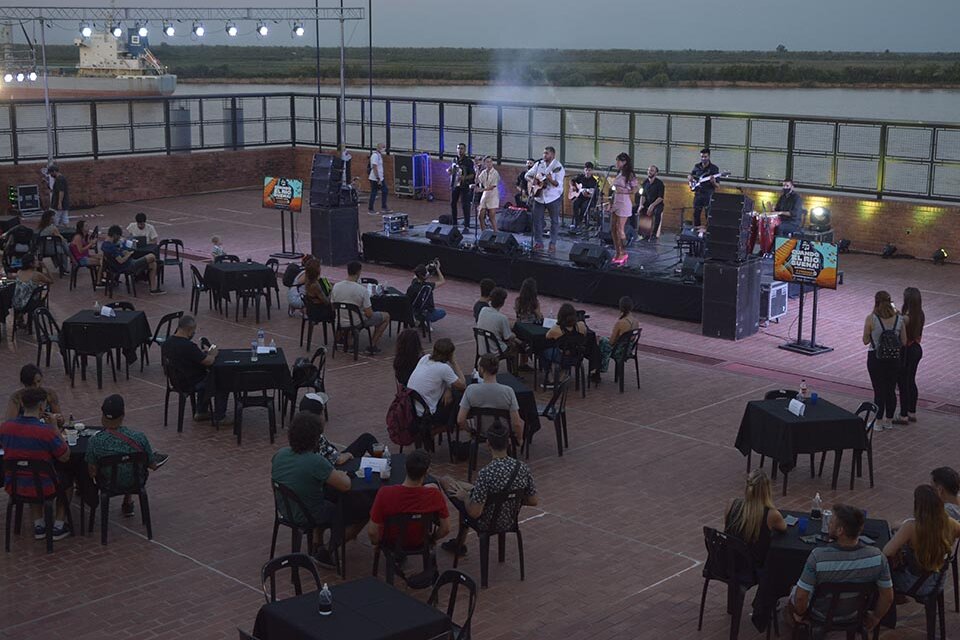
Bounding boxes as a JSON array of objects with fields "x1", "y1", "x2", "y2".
[
  {"x1": 774, "y1": 237, "x2": 839, "y2": 290},
  {"x1": 262, "y1": 177, "x2": 303, "y2": 212}
]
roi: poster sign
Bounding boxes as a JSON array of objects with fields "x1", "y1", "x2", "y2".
[
  {"x1": 262, "y1": 177, "x2": 303, "y2": 212},
  {"x1": 774, "y1": 237, "x2": 839, "y2": 290}
]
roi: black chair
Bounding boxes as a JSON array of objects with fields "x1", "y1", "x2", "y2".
[
  {"x1": 3, "y1": 458, "x2": 75, "y2": 554},
  {"x1": 70, "y1": 341, "x2": 118, "y2": 390},
  {"x1": 410, "y1": 283, "x2": 435, "y2": 343},
  {"x1": 157, "y1": 239, "x2": 185, "y2": 288},
  {"x1": 610, "y1": 327, "x2": 642, "y2": 393},
  {"x1": 32, "y1": 307, "x2": 68, "y2": 373},
  {"x1": 221, "y1": 254, "x2": 241, "y2": 263},
  {"x1": 271, "y1": 479, "x2": 347, "y2": 579},
  {"x1": 537, "y1": 376, "x2": 570, "y2": 458},
  {"x1": 36, "y1": 235, "x2": 68, "y2": 275},
  {"x1": 162, "y1": 357, "x2": 202, "y2": 433},
  {"x1": 452, "y1": 485, "x2": 526, "y2": 589},
  {"x1": 951, "y1": 539, "x2": 959, "y2": 613},
  {"x1": 283, "y1": 348, "x2": 328, "y2": 423},
  {"x1": 333, "y1": 302, "x2": 373, "y2": 361},
  {"x1": 237, "y1": 629, "x2": 261, "y2": 640},
  {"x1": 359, "y1": 277, "x2": 379, "y2": 285},
  {"x1": 189, "y1": 265, "x2": 215, "y2": 314},
  {"x1": 141, "y1": 311, "x2": 183, "y2": 371},
  {"x1": 552, "y1": 331, "x2": 590, "y2": 398},
  {"x1": 402, "y1": 387, "x2": 446, "y2": 456},
  {"x1": 428, "y1": 570, "x2": 478, "y2": 640},
  {"x1": 899, "y1": 555, "x2": 951, "y2": 640},
  {"x1": 265, "y1": 258, "x2": 282, "y2": 308},
  {"x1": 102, "y1": 254, "x2": 142, "y2": 298},
  {"x1": 464, "y1": 408, "x2": 514, "y2": 483},
  {"x1": 106, "y1": 301, "x2": 135, "y2": 311},
  {"x1": 300, "y1": 299, "x2": 335, "y2": 350},
  {"x1": 85, "y1": 452, "x2": 153, "y2": 546},
  {"x1": 67, "y1": 249, "x2": 98, "y2": 291},
  {"x1": 472, "y1": 327, "x2": 514, "y2": 374},
  {"x1": 747, "y1": 389, "x2": 800, "y2": 474},
  {"x1": 697, "y1": 526, "x2": 760, "y2": 640},
  {"x1": 233, "y1": 369, "x2": 278, "y2": 445},
  {"x1": 260, "y1": 553, "x2": 322, "y2": 603},
  {"x1": 12, "y1": 283, "x2": 49, "y2": 339},
  {"x1": 234, "y1": 273, "x2": 271, "y2": 324},
  {"x1": 372, "y1": 511, "x2": 440, "y2": 588},
  {"x1": 789, "y1": 582, "x2": 877, "y2": 640},
  {"x1": 814, "y1": 402, "x2": 878, "y2": 490}
]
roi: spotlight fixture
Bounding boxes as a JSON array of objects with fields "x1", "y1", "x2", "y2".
[
  {"x1": 79, "y1": 22, "x2": 93, "y2": 38},
  {"x1": 933, "y1": 248, "x2": 948, "y2": 265},
  {"x1": 192, "y1": 22, "x2": 205, "y2": 37},
  {"x1": 808, "y1": 206, "x2": 832, "y2": 231},
  {"x1": 257, "y1": 22, "x2": 269, "y2": 36},
  {"x1": 15, "y1": 72, "x2": 25, "y2": 82},
  {"x1": 137, "y1": 23, "x2": 148, "y2": 38},
  {"x1": 163, "y1": 22, "x2": 175, "y2": 37},
  {"x1": 2, "y1": 73, "x2": 12, "y2": 83},
  {"x1": 837, "y1": 238, "x2": 851, "y2": 253},
  {"x1": 225, "y1": 22, "x2": 239, "y2": 37},
  {"x1": 292, "y1": 23, "x2": 305, "y2": 37},
  {"x1": 28, "y1": 71, "x2": 37, "y2": 81},
  {"x1": 110, "y1": 23, "x2": 123, "y2": 38},
  {"x1": 882, "y1": 243, "x2": 897, "y2": 258}
]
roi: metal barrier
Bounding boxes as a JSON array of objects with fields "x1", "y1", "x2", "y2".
[{"x1": 2, "y1": 91, "x2": 959, "y2": 202}]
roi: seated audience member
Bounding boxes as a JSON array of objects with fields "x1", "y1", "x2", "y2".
[
  {"x1": 298, "y1": 398, "x2": 378, "y2": 466},
  {"x1": 788, "y1": 504, "x2": 893, "y2": 631},
  {"x1": 101, "y1": 225, "x2": 164, "y2": 295},
  {"x1": 210, "y1": 236, "x2": 225, "y2": 260},
  {"x1": 161, "y1": 315, "x2": 230, "y2": 424},
  {"x1": 406, "y1": 338, "x2": 466, "y2": 426},
  {"x1": 85, "y1": 394, "x2": 169, "y2": 518},
  {"x1": 35, "y1": 209, "x2": 70, "y2": 273},
  {"x1": 439, "y1": 419, "x2": 538, "y2": 556},
  {"x1": 271, "y1": 411, "x2": 354, "y2": 565},
  {"x1": 540, "y1": 302, "x2": 588, "y2": 377},
  {"x1": 598, "y1": 296, "x2": 638, "y2": 376},
  {"x1": 393, "y1": 328, "x2": 424, "y2": 387},
  {"x1": 457, "y1": 354, "x2": 524, "y2": 443},
  {"x1": 407, "y1": 261, "x2": 447, "y2": 324},
  {"x1": 329, "y1": 261, "x2": 391, "y2": 354},
  {"x1": 514, "y1": 277, "x2": 543, "y2": 324},
  {"x1": 302, "y1": 258, "x2": 332, "y2": 307},
  {"x1": 5, "y1": 364, "x2": 63, "y2": 425},
  {"x1": 0, "y1": 387, "x2": 72, "y2": 540},
  {"x1": 473, "y1": 278, "x2": 496, "y2": 322},
  {"x1": 369, "y1": 450, "x2": 450, "y2": 550},
  {"x1": 11, "y1": 254, "x2": 53, "y2": 321},
  {"x1": 724, "y1": 469, "x2": 787, "y2": 567},
  {"x1": 931, "y1": 466, "x2": 960, "y2": 521},
  {"x1": 476, "y1": 287, "x2": 518, "y2": 356},
  {"x1": 883, "y1": 484, "x2": 960, "y2": 597},
  {"x1": 68, "y1": 221, "x2": 101, "y2": 269},
  {"x1": 125, "y1": 212, "x2": 159, "y2": 245}
]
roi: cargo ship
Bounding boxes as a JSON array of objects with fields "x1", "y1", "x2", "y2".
[{"x1": 0, "y1": 26, "x2": 176, "y2": 99}]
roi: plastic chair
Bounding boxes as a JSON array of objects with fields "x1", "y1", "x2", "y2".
[
  {"x1": 283, "y1": 348, "x2": 328, "y2": 423},
  {"x1": 260, "y1": 553, "x2": 322, "y2": 603},
  {"x1": 102, "y1": 254, "x2": 142, "y2": 298},
  {"x1": 67, "y1": 250, "x2": 98, "y2": 291},
  {"x1": 232, "y1": 370, "x2": 277, "y2": 445},
  {"x1": 403, "y1": 387, "x2": 445, "y2": 456},
  {"x1": 140, "y1": 311, "x2": 183, "y2": 371},
  {"x1": 611, "y1": 327, "x2": 642, "y2": 393},
  {"x1": 452, "y1": 485, "x2": 526, "y2": 589},
  {"x1": 189, "y1": 265, "x2": 215, "y2": 314},
  {"x1": 234, "y1": 271, "x2": 271, "y2": 324},
  {"x1": 472, "y1": 327, "x2": 513, "y2": 374},
  {"x1": 300, "y1": 299, "x2": 335, "y2": 350},
  {"x1": 36, "y1": 235, "x2": 68, "y2": 275},
  {"x1": 332, "y1": 301, "x2": 373, "y2": 361},
  {"x1": 372, "y1": 511, "x2": 440, "y2": 588},
  {"x1": 789, "y1": 582, "x2": 877, "y2": 640},
  {"x1": 162, "y1": 357, "x2": 201, "y2": 433},
  {"x1": 32, "y1": 307, "x2": 68, "y2": 373},
  {"x1": 899, "y1": 554, "x2": 951, "y2": 640},
  {"x1": 85, "y1": 451, "x2": 153, "y2": 545},
  {"x1": 816, "y1": 402, "x2": 878, "y2": 490},
  {"x1": 265, "y1": 258, "x2": 281, "y2": 308},
  {"x1": 12, "y1": 283, "x2": 48, "y2": 339},
  {"x1": 270, "y1": 479, "x2": 346, "y2": 579},
  {"x1": 157, "y1": 239, "x2": 185, "y2": 288},
  {"x1": 3, "y1": 458, "x2": 75, "y2": 554},
  {"x1": 70, "y1": 340, "x2": 118, "y2": 390},
  {"x1": 428, "y1": 570, "x2": 478, "y2": 640},
  {"x1": 697, "y1": 527, "x2": 760, "y2": 640},
  {"x1": 106, "y1": 301, "x2": 135, "y2": 311},
  {"x1": 537, "y1": 376, "x2": 570, "y2": 458},
  {"x1": 464, "y1": 408, "x2": 513, "y2": 483},
  {"x1": 410, "y1": 283, "x2": 435, "y2": 343},
  {"x1": 552, "y1": 331, "x2": 589, "y2": 399}
]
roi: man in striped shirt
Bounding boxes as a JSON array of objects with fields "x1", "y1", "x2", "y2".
[{"x1": 789, "y1": 504, "x2": 893, "y2": 631}]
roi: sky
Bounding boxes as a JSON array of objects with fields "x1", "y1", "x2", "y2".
[{"x1": 6, "y1": 0, "x2": 959, "y2": 52}]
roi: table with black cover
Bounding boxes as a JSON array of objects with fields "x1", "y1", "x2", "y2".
[
  {"x1": 206, "y1": 348, "x2": 291, "y2": 398},
  {"x1": 203, "y1": 262, "x2": 277, "y2": 311},
  {"x1": 0, "y1": 426, "x2": 100, "y2": 502},
  {"x1": 252, "y1": 576, "x2": 451, "y2": 640},
  {"x1": 326, "y1": 453, "x2": 408, "y2": 523},
  {"x1": 60, "y1": 309, "x2": 151, "y2": 362},
  {"x1": 735, "y1": 399, "x2": 867, "y2": 491},
  {"x1": 466, "y1": 372, "x2": 541, "y2": 435},
  {"x1": 513, "y1": 322, "x2": 600, "y2": 374},
  {"x1": 132, "y1": 243, "x2": 159, "y2": 259},
  {"x1": 372, "y1": 285, "x2": 414, "y2": 327}
]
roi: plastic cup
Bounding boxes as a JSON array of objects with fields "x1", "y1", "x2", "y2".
[
  {"x1": 798, "y1": 516, "x2": 809, "y2": 534},
  {"x1": 372, "y1": 443, "x2": 385, "y2": 458},
  {"x1": 66, "y1": 433, "x2": 78, "y2": 446},
  {"x1": 363, "y1": 467, "x2": 372, "y2": 481},
  {"x1": 810, "y1": 392, "x2": 819, "y2": 405}
]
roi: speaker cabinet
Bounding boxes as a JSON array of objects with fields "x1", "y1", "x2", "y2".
[
  {"x1": 477, "y1": 230, "x2": 521, "y2": 255},
  {"x1": 761, "y1": 281, "x2": 788, "y2": 322},
  {"x1": 310, "y1": 205, "x2": 358, "y2": 266},
  {"x1": 309, "y1": 153, "x2": 344, "y2": 208},
  {"x1": 569, "y1": 242, "x2": 611, "y2": 269},
  {"x1": 701, "y1": 259, "x2": 761, "y2": 340},
  {"x1": 425, "y1": 223, "x2": 463, "y2": 248}
]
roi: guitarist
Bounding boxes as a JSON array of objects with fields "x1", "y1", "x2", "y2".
[
  {"x1": 569, "y1": 162, "x2": 599, "y2": 229},
  {"x1": 523, "y1": 146, "x2": 565, "y2": 253},
  {"x1": 636, "y1": 164, "x2": 665, "y2": 241},
  {"x1": 515, "y1": 158, "x2": 535, "y2": 207},
  {"x1": 447, "y1": 142, "x2": 475, "y2": 230},
  {"x1": 687, "y1": 148, "x2": 720, "y2": 227}
]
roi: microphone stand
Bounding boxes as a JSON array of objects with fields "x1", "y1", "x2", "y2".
[{"x1": 591, "y1": 164, "x2": 617, "y2": 243}]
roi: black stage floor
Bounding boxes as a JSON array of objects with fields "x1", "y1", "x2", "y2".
[{"x1": 362, "y1": 228, "x2": 703, "y2": 322}]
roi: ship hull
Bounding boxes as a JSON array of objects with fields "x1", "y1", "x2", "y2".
[{"x1": 0, "y1": 74, "x2": 177, "y2": 100}]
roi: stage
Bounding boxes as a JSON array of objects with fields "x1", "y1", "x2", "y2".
[{"x1": 361, "y1": 227, "x2": 704, "y2": 322}]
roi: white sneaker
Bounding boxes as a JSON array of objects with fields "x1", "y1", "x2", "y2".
[
  {"x1": 873, "y1": 421, "x2": 885, "y2": 432},
  {"x1": 884, "y1": 420, "x2": 894, "y2": 430}
]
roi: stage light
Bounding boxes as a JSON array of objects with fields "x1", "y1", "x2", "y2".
[
  {"x1": 80, "y1": 22, "x2": 93, "y2": 38},
  {"x1": 28, "y1": 71, "x2": 37, "y2": 81},
  {"x1": 137, "y1": 23, "x2": 149, "y2": 38},
  {"x1": 192, "y1": 22, "x2": 205, "y2": 37},
  {"x1": 293, "y1": 23, "x2": 305, "y2": 37},
  {"x1": 15, "y1": 72, "x2": 24, "y2": 82},
  {"x1": 933, "y1": 248, "x2": 948, "y2": 265},
  {"x1": 809, "y1": 206, "x2": 831, "y2": 231},
  {"x1": 257, "y1": 22, "x2": 269, "y2": 36},
  {"x1": 2, "y1": 73, "x2": 12, "y2": 83},
  {"x1": 837, "y1": 239, "x2": 851, "y2": 253},
  {"x1": 163, "y1": 22, "x2": 175, "y2": 37},
  {"x1": 110, "y1": 23, "x2": 123, "y2": 38},
  {"x1": 882, "y1": 243, "x2": 897, "y2": 258},
  {"x1": 225, "y1": 23, "x2": 239, "y2": 37}
]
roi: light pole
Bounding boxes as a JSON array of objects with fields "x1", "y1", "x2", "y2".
[
  {"x1": 368, "y1": 0, "x2": 372, "y2": 148},
  {"x1": 338, "y1": 0, "x2": 346, "y2": 151},
  {"x1": 39, "y1": 17, "x2": 53, "y2": 167}
]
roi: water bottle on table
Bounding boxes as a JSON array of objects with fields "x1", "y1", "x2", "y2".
[
  {"x1": 250, "y1": 340, "x2": 258, "y2": 362},
  {"x1": 810, "y1": 492, "x2": 822, "y2": 520},
  {"x1": 318, "y1": 583, "x2": 333, "y2": 615},
  {"x1": 257, "y1": 328, "x2": 265, "y2": 348}
]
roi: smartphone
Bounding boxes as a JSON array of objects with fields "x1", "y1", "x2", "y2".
[{"x1": 784, "y1": 515, "x2": 799, "y2": 526}]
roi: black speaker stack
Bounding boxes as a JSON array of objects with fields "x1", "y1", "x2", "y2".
[
  {"x1": 706, "y1": 192, "x2": 753, "y2": 263},
  {"x1": 477, "y1": 230, "x2": 521, "y2": 255},
  {"x1": 309, "y1": 153, "x2": 345, "y2": 208},
  {"x1": 569, "y1": 242, "x2": 611, "y2": 269},
  {"x1": 309, "y1": 153, "x2": 357, "y2": 266}
]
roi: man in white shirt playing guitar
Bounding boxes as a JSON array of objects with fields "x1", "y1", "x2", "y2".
[{"x1": 523, "y1": 146, "x2": 565, "y2": 253}]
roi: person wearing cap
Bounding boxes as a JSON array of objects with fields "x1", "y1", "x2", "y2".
[
  {"x1": 47, "y1": 164, "x2": 70, "y2": 226},
  {"x1": 85, "y1": 395, "x2": 168, "y2": 518}
]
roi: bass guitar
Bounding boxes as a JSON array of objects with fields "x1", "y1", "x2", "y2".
[{"x1": 688, "y1": 170, "x2": 730, "y2": 192}]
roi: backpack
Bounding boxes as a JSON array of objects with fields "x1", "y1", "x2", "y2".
[
  {"x1": 386, "y1": 385, "x2": 417, "y2": 446},
  {"x1": 873, "y1": 314, "x2": 902, "y2": 361},
  {"x1": 281, "y1": 263, "x2": 302, "y2": 288}
]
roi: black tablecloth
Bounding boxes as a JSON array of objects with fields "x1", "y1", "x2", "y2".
[
  {"x1": 735, "y1": 399, "x2": 867, "y2": 472},
  {"x1": 60, "y1": 310, "x2": 152, "y2": 354},
  {"x1": 132, "y1": 243, "x2": 159, "y2": 259},
  {"x1": 207, "y1": 348, "x2": 291, "y2": 396},
  {"x1": 0, "y1": 427, "x2": 101, "y2": 500},
  {"x1": 466, "y1": 372, "x2": 541, "y2": 434},
  {"x1": 513, "y1": 322, "x2": 600, "y2": 375},
  {"x1": 252, "y1": 576, "x2": 451, "y2": 640},
  {"x1": 372, "y1": 286, "x2": 414, "y2": 326},
  {"x1": 0, "y1": 281, "x2": 14, "y2": 323},
  {"x1": 203, "y1": 262, "x2": 277, "y2": 303}
]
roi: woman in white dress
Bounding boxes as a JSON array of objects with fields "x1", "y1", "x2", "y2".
[{"x1": 476, "y1": 156, "x2": 501, "y2": 232}]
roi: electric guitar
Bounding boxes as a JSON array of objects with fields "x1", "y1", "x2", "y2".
[
  {"x1": 688, "y1": 170, "x2": 730, "y2": 192},
  {"x1": 527, "y1": 165, "x2": 562, "y2": 199}
]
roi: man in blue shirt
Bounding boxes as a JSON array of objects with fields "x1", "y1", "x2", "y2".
[{"x1": 101, "y1": 225, "x2": 164, "y2": 295}]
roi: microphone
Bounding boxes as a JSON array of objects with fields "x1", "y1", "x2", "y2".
[{"x1": 607, "y1": 165, "x2": 617, "y2": 171}]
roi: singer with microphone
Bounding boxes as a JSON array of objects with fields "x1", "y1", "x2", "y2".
[{"x1": 524, "y1": 146, "x2": 565, "y2": 253}]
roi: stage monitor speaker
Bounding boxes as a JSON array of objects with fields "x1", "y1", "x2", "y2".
[
  {"x1": 425, "y1": 223, "x2": 463, "y2": 248},
  {"x1": 701, "y1": 259, "x2": 761, "y2": 340},
  {"x1": 310, "y1": 205, "x2": 359, "y2": 266},
  {"x1": 681, "y1": 256, "x2": 704, "y2": 282},
  {"x1": 477, "y1": 230, "x2": 521, "y2": 255},
  {"x1": 569, "y1": 242, "x2": 611, "y2": 269}
]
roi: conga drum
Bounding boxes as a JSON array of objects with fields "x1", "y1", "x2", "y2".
[{"x1": 759, "y1": 214, "x2": 781, "y2": 253}]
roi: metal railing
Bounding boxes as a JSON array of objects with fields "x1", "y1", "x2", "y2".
[{"x1": 2, "y1": 91, "x2": 959, "y2": 203}]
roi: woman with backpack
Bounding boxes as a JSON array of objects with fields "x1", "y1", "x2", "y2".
[
  {"x1": 894, "y1": 287, "x2": 925, "y2": 425},
  {"x1": 863, "y1": 290, "x2": 907, "y2": 431}
]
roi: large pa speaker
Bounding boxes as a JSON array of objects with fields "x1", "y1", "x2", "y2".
[
  {"x1": 425, "y1": 223, "x2": 463, "y2": 248},
  {"x1": 709, "y1": 192, "x2": 754, "y2": 220},
  {"x1": 706, "y1": 218, "x2": 752, "y2": 262},
  {"x1": 310, "y1": 153, "x2": 344, "y2": 208},
  {"x1": 569, "y1": 242, "x2": 611, "y2": 269},
  {"x1": 701, "y1": 259, "x2": 761, "y2": 340},
  {"x1": 310, "y1": 205, "x2": 359, "y2": 266},
  {"x1": 477, "y1": 230, "x2": 521, "y2": 255}
]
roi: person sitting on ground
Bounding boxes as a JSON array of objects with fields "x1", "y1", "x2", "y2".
[
  {"x1": 393, "y1": 328, "x2": 424, "y2": 387},
  {"x1": 407, "y1": 261, "x2": 447, "y2": 325},
  {"x1": 161, "y1": 315, "x2": 230, "y2": 425},
  {"x1": 125, "y1": 212, "x2": 159, "y2": 245},
  {"x1": 271, "y1": 411, "x2": 355, "y2": 566},
  {"x1": 406, "y1": 338, "x2": 466, "y2": 429},
  {"x1": 724, "y1": 469, "x2": 787, "y2": 568},
  {"x1": 85, "y1": 394, "x2": 169, "y2": 518},
  {"x1": 457, "y1": 354, "x2": 524, "y2": 444},
  {"x1": 11, "y1": 254, "x2": 53, "y2": 323},
  {"x1": 5, "y1": 364, "x2": 64, "y2": 426},
  {"x1": 100, "y1": 224, "x2": 164, "y2": 295},
  {"x1": 0, "y1": 387, "x2": 72, "y2": 541},
  {"x1": 931, "y1": 467, "x2": 960, "y2": 522},
  {"x1": 210, "y1": 236, "x2": 225, "y2": 261},
  {"x1": 68, "y1": 220, "x2": 101, "y2": 270},
  {"x1": 473, "y1": 278, "x2": 496, "y2": 322},
  {"x1": 540, "y1": 302, "x2": 588, "y2": 378},
  {"x1": 598, "y1": 295, "x2": 639, "y2": 376},
  {"x1": 476, "y1": 287, "x2": 519, "y2": 356},
  {"x1": 883, "y1": 484, "x2": 960, "y2": 597},
  {"x1": 788, "y1": 504, "x2": 893, "y2": 632},
  {"x1": 439, "y1": 419, "x2": 538, "y2": 557},
  {"x1": 330, "y1": 261, "x2": 391, "y2": 355},
  {"x1": 369, "y1": 449, "x2": 450, "y2": 553}
]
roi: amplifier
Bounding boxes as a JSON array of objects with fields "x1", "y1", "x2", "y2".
[
  {"x1": 761, "y1": 281, "x2": 788, "y2": 322},
  {"x1": 382, "y1": 213, "x2": 409, "y2": 233}
]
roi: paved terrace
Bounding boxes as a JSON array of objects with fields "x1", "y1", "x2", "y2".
[{"x1": 1, "y1": 189, "x2": 957, "y2": 640}]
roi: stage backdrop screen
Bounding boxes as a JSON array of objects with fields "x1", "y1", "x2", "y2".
[
  {"x1": 262, "y1": 177, "x2": 303, "y2": 212},
  {"x1": 774, "y1": 236, "x2": 839, "y2": 290}
]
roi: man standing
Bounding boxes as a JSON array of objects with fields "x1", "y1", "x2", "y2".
[
  {"x1": 524, "y1": 146, "x2": 565, "y2": 252},
  {"x1": 101, "y1": 225, "x2": 164, "y2": 295},
  {"x1": 687, "y1": 148, "x2": 719, "y2": 228},
  {"x1": 48, "y1": 164, "x2": 69, "y2": 226},
  {"x1": 570, "y1": 162, "x2": 599, "y2": 230},
  {"x1": 515, "y1": 158, "x2": 535, "y2": 207},
  {"x1": 447, "y1": 143, "x2": 475, "y2": 230},
  {"x1": 637, "y1": 165, "x2": 665, "y2": 240},
  {"x1": 774, "y1": 179, "x2": 803, "y2": 237},
  {"x1": 161, "y1": 315, "x2": 230, "y2": 425},
  {"x1": 329, "y1": 261, "x2": 391, "y2": 354},
  {"x1": 367, "y1": 143, "x2": 390, "y2": 214}
]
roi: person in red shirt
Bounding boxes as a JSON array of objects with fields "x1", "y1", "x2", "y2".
[
  {"x1": 368, "y1": 450, "x2": 450, "y2": 550},
  {"x1": 0, "y1": 387, "x2": 72, "y2": 540}
]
